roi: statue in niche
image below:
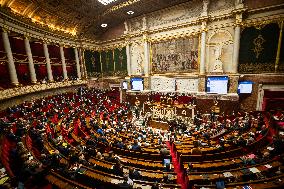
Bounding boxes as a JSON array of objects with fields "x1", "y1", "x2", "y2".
[
  {"x1": 235, "y1": 0, "x2": 244, "y2": 5},
  {"x1": 201, "y1": 0, "x2": 209, "y2": 16},
  {"x1": 212, "y1": 45, "x2": 224, "y2": 73},
  {"x1": 124, "y1": 21, "x2": 129, "y2": 32},
  {"x1": 203, "y1": 0, "x2": 209, "y2": 13},
  {"x1": 136, "y1": 53, "x2": 143, "y2": 75}
]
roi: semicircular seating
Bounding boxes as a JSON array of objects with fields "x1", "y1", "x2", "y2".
[{"x1": 0, "y1": 87, "x2": 283, "y2": 189}]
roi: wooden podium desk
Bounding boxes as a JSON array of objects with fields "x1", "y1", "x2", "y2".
[{"x1": 144, "y1": 103, "x2": 195, "y2": 120}]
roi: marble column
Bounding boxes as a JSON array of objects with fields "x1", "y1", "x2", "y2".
[
  {"x1": 43, "y1": 43, "x2": 53, "y2": 81},
  {"x1": 232, "y1": 25, "x2": 241, "y2": 74},
  {"x1": 24, "y1": 37, "x2": 37, "y2": 83},
  {"x1": 2, "y1": 30, "x2": 19, "y2": 85},
  {"x1": 126, "y1": 42, "x2": 131, "y2": 76},
  {"x1": 60, "y1": 46, "x2": 68, "y2": 80},
  {"x1": 74, "y1": 47, "x2": 81, "y2": 79},
  {"x1": 200, "y1": 31, "x2": 207, "y2": 75},
  {"x1": 143, "y1": 35, "x2": 150, "y2": 76}
]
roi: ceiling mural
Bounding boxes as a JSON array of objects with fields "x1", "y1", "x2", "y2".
[{"x1": 0, "y1": 0, "x2": 190, "y2": 39}]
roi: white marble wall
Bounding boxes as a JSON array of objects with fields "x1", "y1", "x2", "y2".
[
  {"x1": 151, "y1": 77, "x2": 199, "y2": 92},
  {"x1": 176, "y1": 78, "x2": 199, "y2": 92},
  {"x1": 151, "y1": 76, "x2": 176, "y2": 91}
]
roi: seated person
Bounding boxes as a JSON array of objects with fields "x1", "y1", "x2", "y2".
[
  {"x1": 164, "y1": 163, "x2": 173, "y2": 172},
  {"x1": 128, "y1": 167, "x2": 141, "y2": 180},
  {"x1": 191, "y1": 141, "x2": 202, "y2": 155},
  {"x1": 118, "y1": 175, "x2": 133, "y2": 189},
  {"x1": 216, "y1": 179, "x2": 225, "y2": 189},
  {"x1": 131, "y1": 140, "x2": 141, "y2": 151},
  {"x1": 113, "y1": 161, "x2": 124, "y2": 176},
  {"x1": 105, "y1": 152, "x2": 116, "y2": 163}
]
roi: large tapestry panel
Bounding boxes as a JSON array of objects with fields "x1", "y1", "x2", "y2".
[
  {"x1": 84, "y1": 48, "x2": 127, "y2": 78},
  {"x1": 84, "y1": 50, "x2": 96, "y2": 77},
  {"x1": 151, "y1": 37, "x2": 199, "y2": 74},
  {"x1": 239, "y1": 23, "x2": 283, "y2": 73},
  {"x1": 113, "y1": 47, "x2": 127, "y2": 76}
]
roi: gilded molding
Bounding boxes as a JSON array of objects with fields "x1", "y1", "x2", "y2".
[
  {"x1": 0, "y1": 80, "x2": 87, "y2": 101},
  {"x1": 241, "y1": 15, "x2": 284, "y2": 29},
  {"x1": 149, "y1": 30, "x2": 201, "y2": 43},
  {"x1": 102, "y1": 0, "x2": 141, "y2": 16},
  {"x1": 247, "y1": 3, "x2": 284, "y2": 14}
]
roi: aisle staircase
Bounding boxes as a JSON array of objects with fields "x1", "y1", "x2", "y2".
[{"x1": 167, "y1": 141, "x2": 187, "y2": 189}]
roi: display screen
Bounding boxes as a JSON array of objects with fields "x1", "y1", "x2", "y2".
[
  {"x1": 163, "y1": 159, "x2": 171, "y2": 167},
  {"x1": 130, "y1": 78, "x2": 144, "y2": 91},
  {"x1": 122, "y1": 81, "x2": 128, "y2": 90},
  {"x1": 206, "y1": 76, "x2": 228, "y2": 94},
  {"x1": 238, "y1": 81, "x2": 253, "y2": 94}
]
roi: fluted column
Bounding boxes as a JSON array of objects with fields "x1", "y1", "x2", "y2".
[
  {"x1": 232, "y1": 25, "x2": 241, "y2": 73},
  {"x1": 200, "y1": 30, "x2": 207, "y2": 75},
  {"x1": 43, "y1": 43, "x2": 53, "y2": 81},
  {"x1": 24, "y1": 36, "x2": 37, "y2": 83},
  {"x1": 60, "y1": 46, "x2": 68, "y2": 80},
  {"x1": 74, "y1": 47, "x2": 81, "y2": 79},
  {"x1": 2, "y1": 30, "x2": 19, "y2": 85},
  {"x1": 143, "y1": 35, "x2": 150, "y2": 76},
  {"x1": 199, "y1": 1, "x2": 209, "y2": 75},
  {"x1": 126, "y1": 42, "x2": 131, "y2": 76}
]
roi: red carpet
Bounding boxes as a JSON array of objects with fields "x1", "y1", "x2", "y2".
[{"x1": 166, "y1": 141, "x2": 187, "y2": 189}]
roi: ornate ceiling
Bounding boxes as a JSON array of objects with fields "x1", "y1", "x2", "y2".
[{"x1": 0, "y1": 0, "x2": 191, "y2": 40}]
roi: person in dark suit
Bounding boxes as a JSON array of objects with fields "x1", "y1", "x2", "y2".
[
  {"x1": 118, "y1": 175, "x2": 133, "y2": 189},
  {"x1": 129, "y1": 167, "x2": 141, "y2": 180}
]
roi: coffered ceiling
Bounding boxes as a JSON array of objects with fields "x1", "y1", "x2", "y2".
[{"x1": 0, "y1": 0, "x2": 191, "y2": 39}]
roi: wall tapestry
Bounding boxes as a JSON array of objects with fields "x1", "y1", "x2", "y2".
[
  {"x1": 84, "y1": 47, "x2": 127, "y2": 77},
  {"x1": 84, "y1": 50, "x2": 100, "y2": 77},
  {"x1": 151, "y1": 37, "x2": 199, "y2": 74},
  {"x1": 239, "y1": 23, "x2": 284, "y2": 73}
]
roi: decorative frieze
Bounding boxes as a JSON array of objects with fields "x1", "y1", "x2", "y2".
[{"x1": 0, "y1": 80, "x2": 87, "y2": 101}]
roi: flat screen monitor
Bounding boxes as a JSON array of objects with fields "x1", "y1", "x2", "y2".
[
  {"x1": 130, "y1": 78, "x2": 144, "y2": 91},
  {"x1": 163, "y1": 159, "x2": 171, "y2": 167},
  {"x1": 122, "y1": 81, "x2": 128, "y2": 90},
  {"x1": 238, "y1": 81, "x2": 253, "y2": 94},
  {"x1": 206, "y1": 76, "x2": 228, "y2": 94}
]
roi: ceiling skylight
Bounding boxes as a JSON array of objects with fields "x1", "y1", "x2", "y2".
[{"x1": 97, "y1": 0, "x2": 118, "y2": 5}]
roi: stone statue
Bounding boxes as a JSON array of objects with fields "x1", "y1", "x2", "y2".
[
  {"x1": 142, "y1": 17, "x2": 147, "y2": 30},
  {"x1": 212, "y1": 45, "x2": 223, "y2": 72},
  {"x1": 201, "y1": 0, "x2": 209, "y2": 16},
  {"x1": 203, "y1": 0, "x2": 209, "y2": 13},
  {"x1": 124, "y1": 21, "x2": 129, "y2": 32},
  {"x1": 235, "y1": 0, "x2": 244, "y2": 5}
]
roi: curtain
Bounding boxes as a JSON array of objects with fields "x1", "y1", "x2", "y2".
[
  {"x1": 0, "y1": 36, "x2": 10, "y2": 88},
  {"x1": 15, "y1": 63, "x2": 30, "y2": 85},
  {"x1": 34, "y1": 64, "x2": 47, "y2": 81}
]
